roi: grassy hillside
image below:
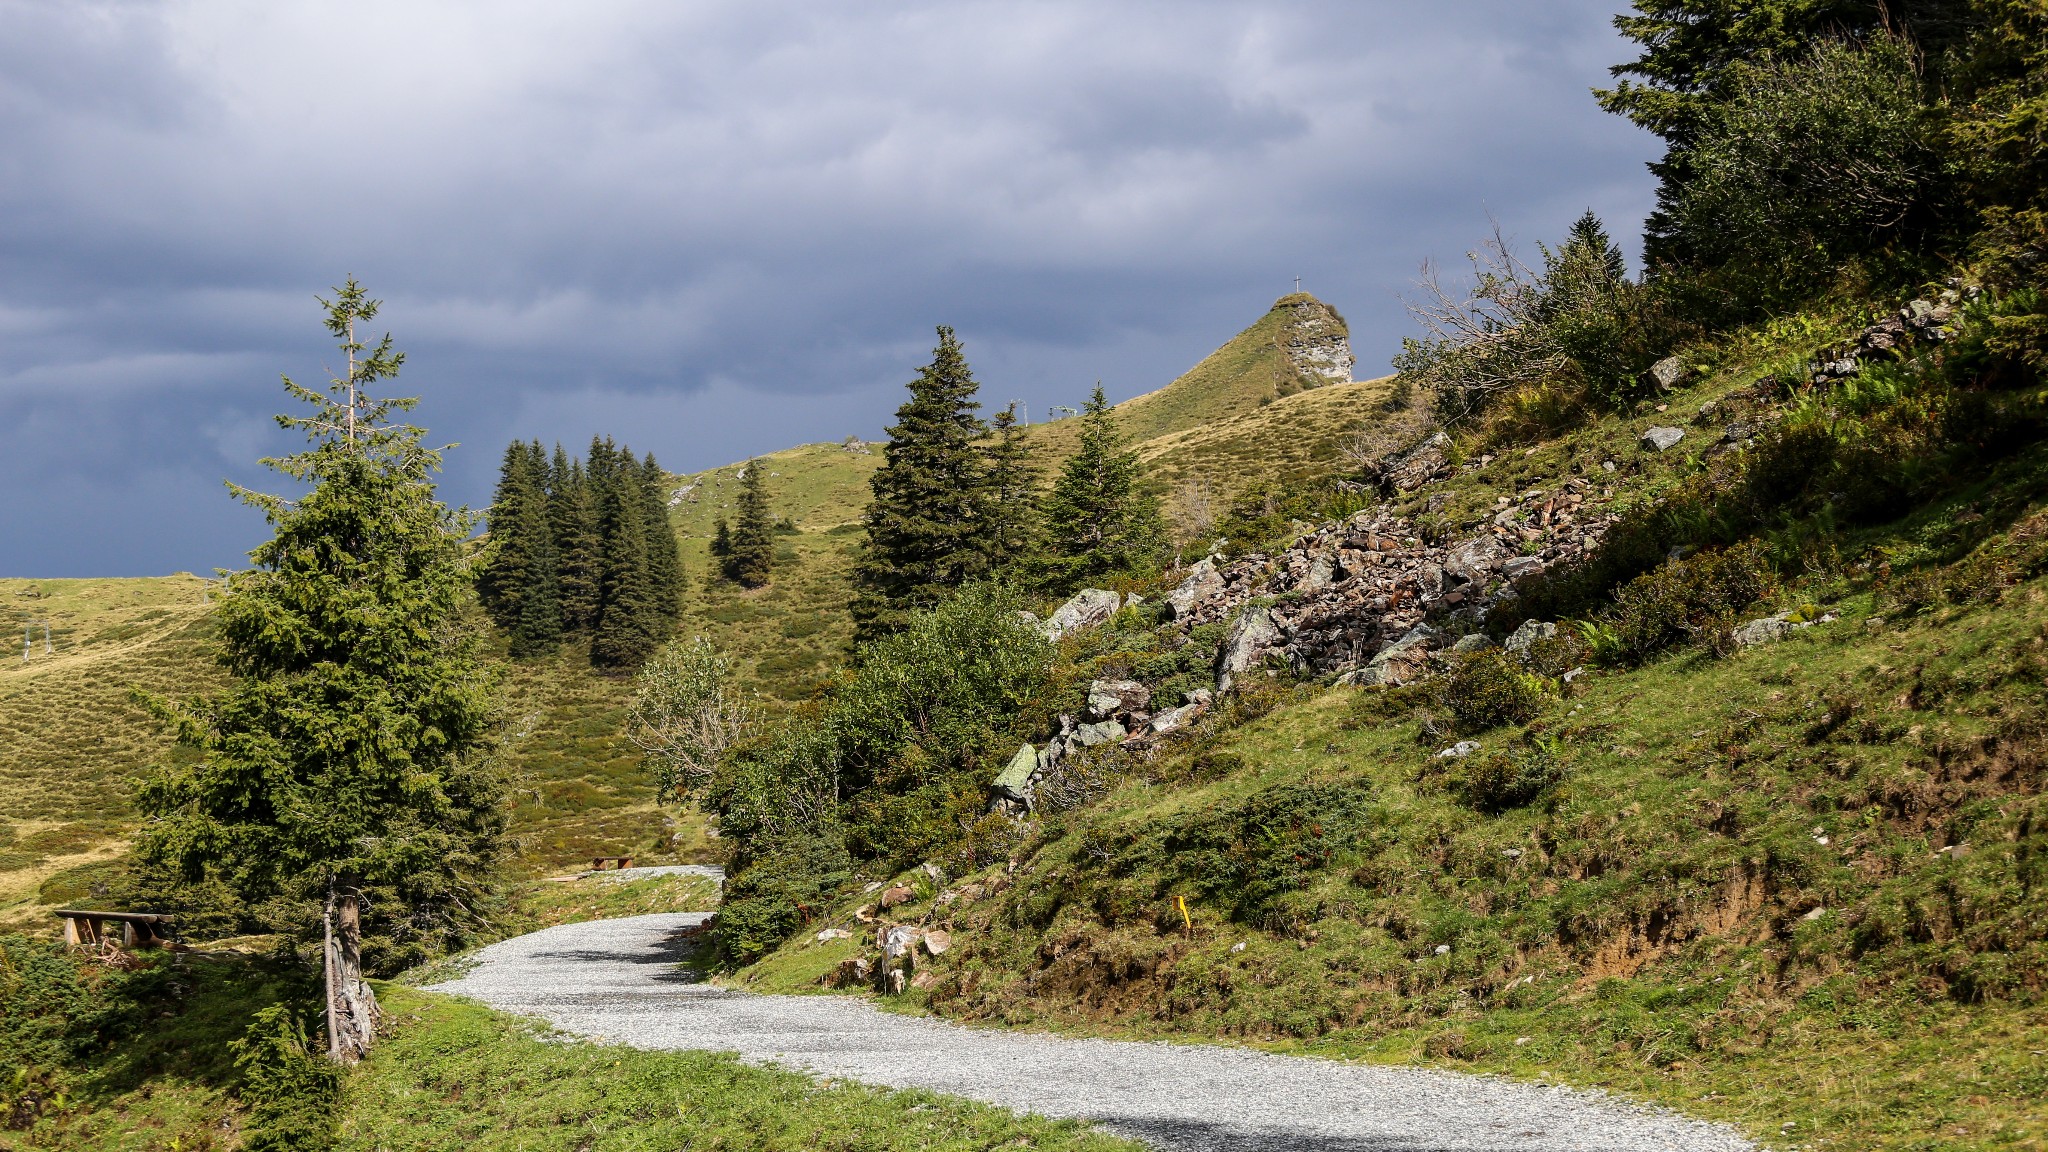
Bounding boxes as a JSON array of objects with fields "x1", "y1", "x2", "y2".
[
  {"x1": 0, "y1": 576, "x2": 220, "y2": 926},
  {"x1": 667, "y1": 294, "x2": 1375, "y2": 700},
  {"x1": 727, "y1": 301, "x2": 2048, "y2": 1151}
]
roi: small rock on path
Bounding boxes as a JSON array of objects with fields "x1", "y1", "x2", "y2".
[{"x1": 431, "y1": 913, "x2": 1755, "y2": 1152}]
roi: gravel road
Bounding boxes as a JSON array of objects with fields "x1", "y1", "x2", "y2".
[{"x1": 431, "y1": 913, "x2": 1755, "y2": 1152}]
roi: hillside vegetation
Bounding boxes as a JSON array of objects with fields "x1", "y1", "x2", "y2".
[{"x1": 733, "y1": 299, "x2": 2048, "y2": 1149}]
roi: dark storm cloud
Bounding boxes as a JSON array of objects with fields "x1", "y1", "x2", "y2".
[{"x1": 0, "y1": 0, "x2": 1659, "y2": 576}]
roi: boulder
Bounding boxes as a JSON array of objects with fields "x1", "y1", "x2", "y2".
[
  {"x1": 1647, "y1": 355, "x2": 1688, "y2": 391},
  {"x1": 815, "y1": 927, "x2": 852, "y2": 942},
  {"x1": 1640, "y1": 426, "x2": 1686, "y2": 452},
  {"x1": 1044, "y1": 589, "x2": 1122, "y2": 640},
  {"x1": 1502, "y1": 555, "x2": 1545, "y2": 581},
  {"x1": 1504, "y1": 619, "x2": 1556, "y2": 655},
  {"x1": 829, "y1": 955, "x2": 872, "y2": 986},
  {"x1": 1354, "y1": 624, "x2": 1438, "y2": 686},
  {"x1": 922, "y1": 929, "x2": 952, "y2": 956},
  {"x1": 1434, "y1": 740, "x2": 1481, "y2": 760},
  {"x1": 1216, "y1": 606, "x2": 1283, "y2": 694},
  {"x1": 1731, "y1": 609, "x2": 1830, "y2": 647},
  {"x1": 1146, "y1": 702, "x2": 1204, "y2": 736},
  {"x1": 1085, "y1": 679, "x2": 1151, "y2": 720},
  {"x1": 1166, "y1": 559, "x2": 1226, "y2": 619},
  {"x1": 1382, "y1": 431, "x2": 1452, "y2": 492},
  {"x1": 910, "y1": 970, "x2": 936, "y2": 990},
  {"x1": 1072, "y1": 720, "x2": 1127, "y2": 747},
  {"x1": 991, "y1": 744, "x2": 1037, "y2": 803},
  {"x1": 878, "y1": 885, "x2": 917, "y2": 909},
  {"x1": 1442, "y1": 536, "x2": 1509, "y2": 584},
  {"x1": 888, "y1": 969, "x2": 908, "y2": 995},
  {"x1": 1450, "y1": 633, "x2": 1495, "y2": 654},
  {"x1": 881, "y1": 924, "x2": 921, "y2": 958}
]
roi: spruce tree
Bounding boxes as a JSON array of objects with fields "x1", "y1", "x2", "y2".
[
  {"x1": 638, "y1": 452, "x2": 685, "y2": 622},
  {"x1": 981, "y1": 402, "x2": 1042, "y2": 575},
  {"x1": 509, "y1": 441, "x2": 562, "y2": 657},
  {"x1": 1039, "y1": 384, "x2": 1162, "y2": 590},
  {"x1": 477, "y1": 442, "x2": 538, "y2": 629},
  {"x1": 725, "y1": 458, "x2": 774, "y2": 588},
  {"x1": 711, "y1": 517, "x2": 732, "y2": 562},
  {"x1": 850, "y1": 326, "x2": 991, "y2": 642},
  {"x1": 137, "y1": 279, "x2": 501, "y2": 1062},
  {"x1": 549, "y1": 446, "x2": 601, "y2": 631},
  {"x1": 590, "y1": 447, "x2": 661, "y2": 671}
]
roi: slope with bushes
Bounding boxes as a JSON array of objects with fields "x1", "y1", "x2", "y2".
[{"x1": 728, "y1": 280, "x2": 2048, "y2": 1151}]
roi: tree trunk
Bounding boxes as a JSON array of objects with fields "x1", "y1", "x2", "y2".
[{"x1": 324, "y1": 877, "x2": 380, "y2": 1063}]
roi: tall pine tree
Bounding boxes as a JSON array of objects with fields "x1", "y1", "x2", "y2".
[
  {"x1": 981, "y1": 402, "x2": 1041, "y2": 576},
  {"x1": 589, "y1": 436, "x2": 661, "y2": 670},
  {"x1": 850, "y1": 326, "x2": 991, "y2": 642},
  {"x1": 549, "y1": 445, "x2": 602, "y2": 631},
  {"x1": 1039, "y1": 384, "x2": 1161, "y2": 590},
  {"x1": 638, "y1": 451, "x2": 686, "y2": 622},
  {"x1": 478, "y1": 442, "x2": 539, "y2": 627},
  {"x1": 137, "y1": 279, "x2": 502, "y2": 1062},
  {"x1": 725, "y1": 458, "x2": 774, "y2": 588},
  {"x1": 510, "y1": 441, "x2": 563, "y2": 657},
  {"x1": 480, "y1": 441, "x2": 562, "y2": 657}
]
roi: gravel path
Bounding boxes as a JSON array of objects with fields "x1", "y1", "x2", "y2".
[
  {"x1": 432, "y1": 913, "x2": 1755, "y2": 1152},
  {"x1": 578, "y1": 864, "x2": 727, "y2": 883}
]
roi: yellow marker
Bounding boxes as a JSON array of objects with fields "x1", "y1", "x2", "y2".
[{"x1": 1177, "y1": 894, "x2": 1192, "y2": 933}]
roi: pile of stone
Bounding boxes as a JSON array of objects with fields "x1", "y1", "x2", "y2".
[
  {"x1": 991, "y1": 676, "x2": 1213, "y2": 813},
  {"x1": 1208, "y1": 480, "x2": 1616, "y2": 685},
  {"x1": 1809, "y1": 283, "x2": 1977, "y2": 387}
]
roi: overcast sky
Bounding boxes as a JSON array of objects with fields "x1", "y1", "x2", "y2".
[{"x1": 0, "y1": 1, "x2": 1659, "y2": 577}]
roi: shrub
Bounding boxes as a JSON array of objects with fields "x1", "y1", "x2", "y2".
[
  {"x1": 1453, "y1": 738, "x2": 1570, "y2": 813},
  {"x1": 1161, "y1": 783, "x2": 1374, "y2": 929},
  {"x1": 231, "y1": 1004, "x2": 340, "y2": 1152},
  {"x1": 1438, "y1": 652, "x2": 1553, "y2": 733},
  {"x1": 1606, "y1": 540, "x2": 1777, "y2": 664},
  {"x1": 715, "y1": 833, "x2": 854, "y2": 965}
]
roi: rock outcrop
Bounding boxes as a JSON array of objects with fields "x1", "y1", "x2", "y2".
[{"x1": 1278, "y1": 294, "x2": 1354, "y2": 385}]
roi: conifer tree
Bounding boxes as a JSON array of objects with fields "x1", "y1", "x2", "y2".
[
  {"x1": 725, "y1": 458, "x2": 774, "y2": 588},
  {"x1": 591, "y1": 446, "x2": 661, "y2": 671},
  {"x1": 1039, "y1": 384, "x2": 1162, "y2": 590},
  {"x1": 850, "y1": 326, "x2": 991, "y2": 642},
  {"x1": 477, "y1": 442, "x2": 538, "y2": 627},
  {"x1": 638, "y1": 452, "x2": 685, "y2": 621},
  {"x1": 981, "y1": 402, "x2": 1042, "y2": 575},
  {"x1": 137, "y1": 279, "x2": 501, "y2": 1062},
  {"x1": 549, "y1": 446, "x2": 601, "y2": 631},
  {"x1": 509, "y1": 441, "x2": 563, "y2": 657},
  {"x1": 480, "y1": 441, "x2": 562, "y2": 656},
  {"x1": 711, "y1": 517, "x2": 732, "y2": 562}
]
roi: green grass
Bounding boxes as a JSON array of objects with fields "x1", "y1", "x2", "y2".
[{"x1": 0, "y1": 937, "x2": 1143, "y2": 1152}]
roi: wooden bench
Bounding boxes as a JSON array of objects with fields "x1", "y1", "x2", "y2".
[
  {"x1": 54, "y1": 909, "x2": 174, "y2": 949},
  {"x1": 589, "y1": 856, "x2": 635, "y2": 871}
]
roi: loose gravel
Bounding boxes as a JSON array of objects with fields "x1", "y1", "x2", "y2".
[
  {"x1": 579, "y1": 864, "x2": 727, "y2": 884},
  {"x1": 431, "y1": 913, "x2": 1756, "y2": 1152}
]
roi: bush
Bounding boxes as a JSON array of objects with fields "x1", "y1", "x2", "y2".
[
  {"x1": 231, "y1": 1004, "x2": 339, "y2": 1152},
  {"x1": 715, "y1": 833, "x2": 854, "y2": 965},
  {"x1": 1438, "y1": 652, "x2": 1553, "y2": 733},
  {"x1": 1452, "y1": 738, "x2": 1570, "y2": 812},
  {"x1": 1606, "y1": 540, "x2": 1777, "y2": 664},
  {"x1": 1161, "y1": 784, "x2": 1374, "y2": 929}
]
